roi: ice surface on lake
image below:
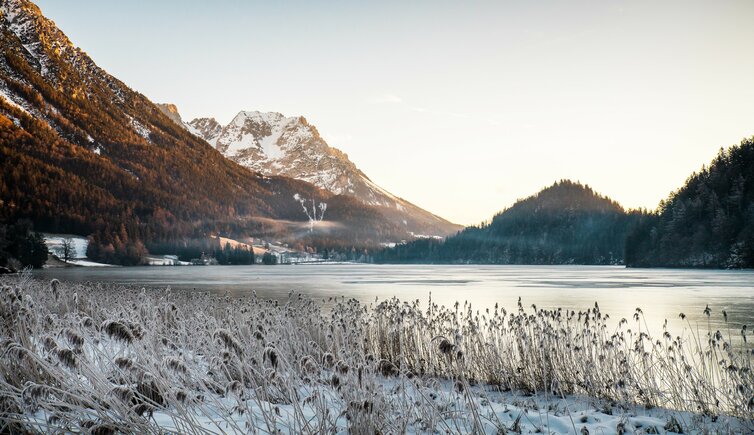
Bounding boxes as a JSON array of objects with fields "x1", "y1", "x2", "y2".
[{"x1": 35, "y1": 264, "x2": 754, "y2": 341}]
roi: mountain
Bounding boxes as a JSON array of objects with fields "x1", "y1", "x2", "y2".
[
  {"x1": 626, "y1": 138, "x2": 754, "y2": 268},
  {"x1": 156, "y1": 103, "x2": 184, "y2": 126},
  {"x1": 376, "y1": 180, "x2": 637, "y2": 264},
  {"x1": 160, "y1": 107, "x2": 461, "y2": 237},
  {"x1": 0, "y1": 0, "x2": 404, "y2": 264}
]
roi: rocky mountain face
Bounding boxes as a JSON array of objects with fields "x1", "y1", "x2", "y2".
[
  {"x1": 161, "y1": 107, "x2": 461, "y2": 236},
  {"x1": 0, "y1": 0, "x2": 405, "y2": 262},
  {"x1": 156, "y1": 103, "x2": 183, "y2": 126}
]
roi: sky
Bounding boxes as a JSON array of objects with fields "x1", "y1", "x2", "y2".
[{"x1": 35, "y1": 0, "x2": 754, "y2": 225}]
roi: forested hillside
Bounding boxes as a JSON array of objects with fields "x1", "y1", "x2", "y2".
[
  {"x1": 0, "y1": 0, "x2": 402, "y2": 265},
  {"x1": 626, "y1": 137, "x2": 754, "y2": 268},
  {"x1": 377, "y1": 181, "x2": 637, "y2": 264}
]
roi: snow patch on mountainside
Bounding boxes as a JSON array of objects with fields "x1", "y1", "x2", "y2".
[
  {"x1": 0, "y1": 84, "x2": 28, "y2": 113},
  {"x1": 184, "y1": 116, "x2": 221, "y2": 146},
  {"x1": 130, "y1": 118, "x2": 151, "y2": 140},
  {"x1": 221, "y1": 111, "x2": 293, "y2": 160},
  {"x1": 2, "y1": 1, "x2": 52, "y2": 78}
]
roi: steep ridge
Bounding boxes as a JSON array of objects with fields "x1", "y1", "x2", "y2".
[
  {"x1": 164, "y1": 108, "x2": 461, "y2": 236},
  {"x1": 0, "y1": 0, "x2": 403, "y2": 263}
]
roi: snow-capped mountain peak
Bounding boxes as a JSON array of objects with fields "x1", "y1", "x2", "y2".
[
  {"x1": 185, "y1": 109, "x2": 365, "y2": 197},
  {"x1": 160, "y1": 105, "x2": 461, "y2": 236}
]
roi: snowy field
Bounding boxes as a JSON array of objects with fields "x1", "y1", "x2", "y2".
[
  {"x1": 43, "y1": 234, "x2": 89, "y2": 260},
  {"x1": 143, "y1": 382, "x2": 745, "y2": 434},
  {"x1": 144, "y1": 256, "x2": 191, "y2": 266},
  {"x1": 44, "y1": 234, "x2": 189, "y2": 267},
  {"x1": 0, "y1": 275, "x2": 751, "y2": 434},
  {"x1": 42, "y1": 234, "x2": 113, "y2": 267}
]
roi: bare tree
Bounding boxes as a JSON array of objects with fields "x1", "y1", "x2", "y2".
[{"x1": 60, "y1": 238, "x2": 76, "y2": 263}]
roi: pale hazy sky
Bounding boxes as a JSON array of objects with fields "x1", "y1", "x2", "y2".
[{"x1": 36, "y1": 0, "x2": 754, "y2": 225}]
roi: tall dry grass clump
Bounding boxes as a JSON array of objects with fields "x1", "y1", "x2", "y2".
[{"x1": 0, "y1": 275, "x2": 751, "y2": 433}]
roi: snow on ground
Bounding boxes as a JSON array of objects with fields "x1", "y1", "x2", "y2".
[
  {"x1": 121, "y1": 381, "x2": 754, "y2": 434},
  {"x1": 43, "y1": 234, "x2": 114, "y2": 267},
  {"x1": 361, "y1": 175, "x2": 404, "y2": 207},
  {"x1": 67, "y1": 259, "x2": 115, "y2": 267},
  {"x1": 258, "y1": 131, "x2": 285, "y2": 160},
  {"x1": 145, "y1": 255, "x2": 190, "y2": 266},
  {"x1": 183, "y1": 120, "x2": 204, "y2": 139},
  {"x1": 43, "y1": 234, "x2": 89, "y2": 259},
  {"x1": 222, "y1": 111, "x2": 292, "y2": 159},
  {"x1": 23, "y1": 376, "x2": 749, "y2": 434},
  {"x1": 409, "y1": 232, "x2": 445, "y2": 240},
  {"x1": 225, "y1": 124, "x2": 259, "y2": 155},
  {"x1": 43, "y1": 235, "x2": 203, "y2": 267},
  {"x1": 131, "y1": 118, "x2": 151, "y2": 140},
  {"x1": 0, "y1": 85, "x2": 29, "y2": 114}
]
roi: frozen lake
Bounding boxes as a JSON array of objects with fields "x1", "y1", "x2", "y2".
[{"x1": 35, "y1": 264, "x2": 754, "y2": 339}]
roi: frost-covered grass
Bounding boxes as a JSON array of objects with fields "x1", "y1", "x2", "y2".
[{"x1": 0, "y1": 274, "x2": 752, "y2": 434}]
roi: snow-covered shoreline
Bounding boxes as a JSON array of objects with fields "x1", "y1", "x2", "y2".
[
  {"x1": 140, "y1": 382, "x2": 751, "y2": 434},
  {"x1": 25, "y1": 381, "x2": 734, "y2": 434},
  {"x1": 1, "y1": 276, "x2": 751, "y2": 434}
]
